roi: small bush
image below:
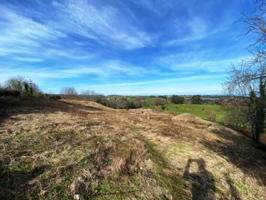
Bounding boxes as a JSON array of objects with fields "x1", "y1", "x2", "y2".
[
  {"x1": 158, "y1": 95, "x2": 167, "y2": 99},
  {"x1": 48, "y1": 94, "x2": 62, "y2": 100},
  {"x1": 154, "y1": 98, "x2": 167, "y2": 106},
  {"x1": 4, "y1": 77, "x2": 40, "y2": 97},
  {"x1": 224, "y1": 106, "x2": 249, "y2": 128},
  {"x1": 191, "y1": 95, "x2": 202, "y2": 104},
  {"x1": 0, "y1": 89, "x2": 21, "y2": 97},
  {"x1": 171, "y1": 95, "x2": 185, "y2": 104},
  {"x1": 91, "y1": 96, "x2": 143, "y2": 109},
  {"x1": 206, "y1": 108, "x2": 216, "y2": 122},
  {"x1": 94, "y1": 95, "x2": 109, "y2": 106}
]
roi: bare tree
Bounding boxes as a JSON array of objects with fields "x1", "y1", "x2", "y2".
[
  {"x1": 226, "y1": 0, "x2": 266, "y2": 142},
  {"x1": 5, "y1": 77, "x2": 40, "y2": 96},
  {"x1": 5, "y1": 77, "x2": 25, "y2": 92},
  {"x1": 244, "y1": 0, "x2": 266, "y2": 46},
  {"x1": 61, "y1": 87, "x2": 78, "y2": 96}
]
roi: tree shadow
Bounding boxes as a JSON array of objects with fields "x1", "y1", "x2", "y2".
[
  {"x1": 200, "y1": 127, "x2": 266, "y2": 186},
  {"x1": 0, "y1": 160, "x2": 51, "y2": 200},
  {"x1": 183, "y1": 158, "x2": 216, "y2": 200},
  {"x1": 225, "y1": 174, "x2": 242, "y2": 200}
]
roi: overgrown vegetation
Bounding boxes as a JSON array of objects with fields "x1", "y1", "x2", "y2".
[
  {"x1": 0, "y1": 99, "x2": 265, "y2": 199},
  {"x1": 226, "y1": 0, "x2": 266, "y2": 142},
  {"x1": 147, "y1": 104, "x2": 228, "y2": 124},
  {"x1": 171, "y1": 95, "x2": 185, "y2": 104},
  {"x1": 191, "y1": 95, "x2": 202, "y2": 104},
  {"x1": 0, "y1": 77, "x2": 41, "y2": 98}
]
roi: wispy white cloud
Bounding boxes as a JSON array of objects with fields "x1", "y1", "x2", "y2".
[
  {"x1": 189, "y1": 17, "x2": 207, "y2": 36},
  {"x1": 50, "y1": 0, "x2": 153, "y2": 50},
  {"x1": 0, "y1": 0, "x2": 253, "y2": 95},
  {"x1": 0, "y1": 59, "x2": 226, "y2": 95},
  {"x1": 74, "y1": 74, "x2": 225, "y2": 95},
  {"x1": 86, "y1": 74, "x2": 225, "y2": 88},
  {"x1": 164, "y1": 17, "x2": 222, "y2": 46},
  {"x1": 0, "y1": 6, "x2": 65, "y2": 49},
  {"x1": 127, "y1": 0, "x2": 160, "y2": 14},
  {"x1": 0, "y1": 0, "x2": 153, "y2": 64},
  {"x1": 0, "y1": 59, "x2": 152, "y2": 83},
  {"x1": 0, "y1": 5, "x2": 87, "y2": 61},
  {"x1": 155, "y1": 51, "x2": 250, "y2": 73},
  {"x1": 164, "y1": 28, "x2": 229, "y2": 46},
  {"x1": 12, "y1": 57, "x2": 44, "y2": 63}
]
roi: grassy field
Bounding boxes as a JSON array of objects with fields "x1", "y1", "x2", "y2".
[
  {"x1": 0, "y1": 98, "x2": 265, "y2": 199},
  {"x1": 147, "y1": 104, "x2": 228, "y2": 124},
  {"x1": 147, "y1": 104, "x2": 266, "y2": 143}
]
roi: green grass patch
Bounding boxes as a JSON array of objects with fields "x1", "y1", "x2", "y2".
[{"x1": 147, "y1": 104, "x2": 229, "y2": 123}]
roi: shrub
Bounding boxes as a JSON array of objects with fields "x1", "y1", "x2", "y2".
[
  {"x1": 191, "y1": 95, "x2": 202, "y2": 104},
  {"x1": 94, "y1": 95, "x2": 109, "y2": 106},
  {"x1": 171, "y1": 95, "x2": 184, "y2": 104},
  {"x1": 48, "y1": 94, "x2": 62, "y2": 100},
  {"x1": 0, "y1": 89, "x2": 21, "y2": 97},
  {"x1": 158, "y1": 95, "x2": 167, "y2": 99},
  {"x1": 154, "y1": 98, "x2": 165, "y2": 106},
  {"x1": 206, "y1": 108, "x2": 216, "y2": 122},
  {"x1": 224, "y1": 105, "x2": 249, "y2": 128},
  {"x1": 92, "y1": 96, "x2": 142, "y2": 109},
  {"x1": 4, "y1": 77, "x2": 40, "y2": 97},
  {"x1": 5, "y1": 77, "x2": 24, "y2": 92}
]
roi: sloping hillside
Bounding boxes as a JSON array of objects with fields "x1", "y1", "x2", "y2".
[{"x1": 0, "y1": 99, "x2": 265, "y2": 200}]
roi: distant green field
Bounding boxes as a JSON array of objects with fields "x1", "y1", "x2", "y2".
[{"x1": 147, "y1": 104, "x2": 229, "y2": 124}]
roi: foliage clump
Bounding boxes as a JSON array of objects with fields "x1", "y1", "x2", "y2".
[
  {"x1": 1, "y1": 77, "x2": 41, "y2": 97},
  {"x1": 171, "y1": 95, "x2": 185, "y2": 104},
  {"x1": 191, "y1": 95, "x2": 202, "y2": 104}
]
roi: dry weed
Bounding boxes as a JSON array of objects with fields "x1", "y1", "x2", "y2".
[{"x1": 0, "y1": 98, "x2": 265, "y2": 199}]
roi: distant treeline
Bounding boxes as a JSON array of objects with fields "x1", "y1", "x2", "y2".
[
  {"x1": 0, "y1": 78, "x2": 240, "y2": 110},
  {"x1": 73, "y1": 94, "x2": 234, "y2": 109},
  {"x1": 1, "y1": 78, "x2": 256, "y2": 134}
]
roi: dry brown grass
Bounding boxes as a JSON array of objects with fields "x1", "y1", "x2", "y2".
[{"x1": 0, "y1": 98, "x2": 265, "y2": 200}]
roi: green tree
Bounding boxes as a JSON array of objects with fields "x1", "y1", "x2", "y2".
[
  {"x1": 171, "y1": 95, "x2": 185, "y2": 104},
  {"x1": 191, "y1": 95, "x2": 202, "y2": 104}
]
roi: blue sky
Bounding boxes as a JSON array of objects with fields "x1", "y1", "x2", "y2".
[{"x1": 0, "y1": 0, "x2": 256, "y2": 95}]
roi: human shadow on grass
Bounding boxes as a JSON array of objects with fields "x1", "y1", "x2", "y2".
[
  {"x1": 200, "y1": 127, "x2": 266, "y2": 186},
  {"x1": 0, "y1": 160, "x2": 51, "y2": 200},
  {"x1": 183, "y1": 158, "x2": 216, "y2": 200},
  {"x1": 225, "y1": 174, "x2": 242, "y2": 200}
]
